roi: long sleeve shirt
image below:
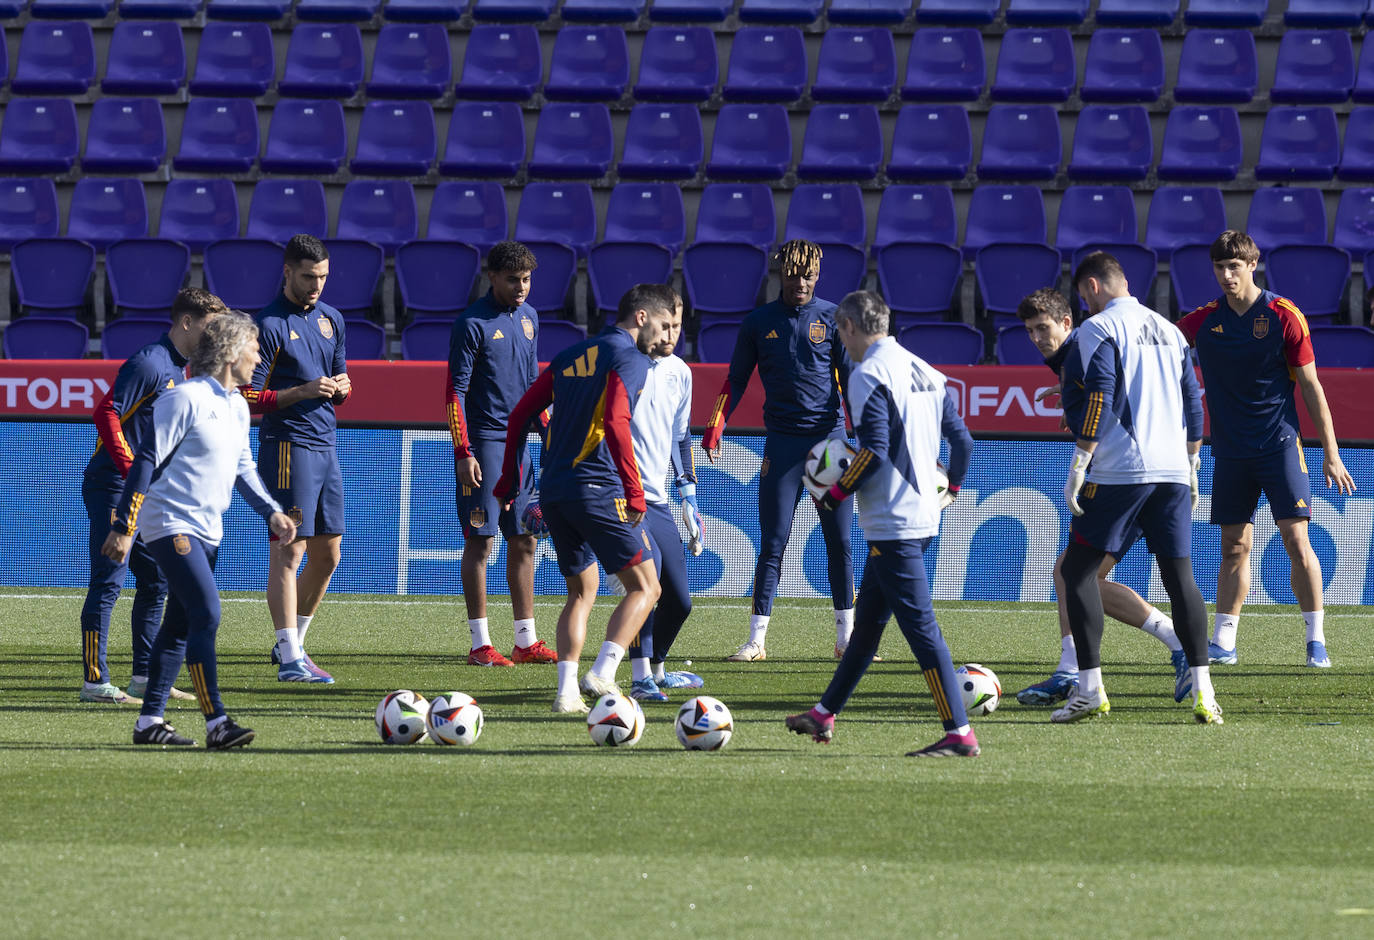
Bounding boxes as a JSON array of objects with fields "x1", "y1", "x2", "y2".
[
  {"x1": 246, "y1": 292, "x2": 348, "y2": 449},
  {"x1": 631, "y1": 353, "x2": 695, "y2": 506},
  {"x1": 85, "y1": 334, "x2": 186, "y2": 486},
  {"x1": 445, "y1": 292, "x2": 541, "y2": 458}
]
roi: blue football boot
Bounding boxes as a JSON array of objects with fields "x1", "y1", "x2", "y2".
[{"x1": 1015, "y1": 670, "x2": 1078, "y2": 706}]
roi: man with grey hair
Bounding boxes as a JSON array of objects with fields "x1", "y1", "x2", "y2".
[
  {"x1": 786, "y1": 291, "x2": 979, "y2": 757},
  {"x1": 105, "y1": 313, "x2": 298, "y2": 749}
]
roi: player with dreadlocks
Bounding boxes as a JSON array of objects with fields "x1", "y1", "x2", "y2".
[{"x1": 702, "y1": 239, "x2": 856, "y2": 663}]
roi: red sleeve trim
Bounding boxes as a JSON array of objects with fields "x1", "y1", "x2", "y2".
[
  {"x1": 1175, "y1": 301, "x2": 1217, "y2": 346},
  {"x1": 1270, "y1": 297, "x2": 1315, "y2": 368},
  {"x1": 699, "y1": 375, "x2": 734, "y2": 452},
  {"x1": 603, "y1": 369, "x2": 645, "y2": 512},
  {"x1": 240, "y1": 386, "x2": 279, "y2": 414},
  {"x1": 92, "y1": 389, "x2": 135, "y2": 477}
]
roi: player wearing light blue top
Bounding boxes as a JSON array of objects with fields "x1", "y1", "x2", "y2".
[
  {"x1": 785, "y1": 291, "x2": 979, "y2": 758},
  {"x1": 1054, "y1": 252, "x2": 1221, "y2": 726}
]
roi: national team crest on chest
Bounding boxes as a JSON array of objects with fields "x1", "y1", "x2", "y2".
[
  {"x1": 1252, "y1": 315, "x2": 1269, "y2": 339},
  {"x1": 809, "y1": 321, "x2": 827, "y2": 344},
  {"x1": 521, "y1": 316, "x2": 535, "y2": 340},
  {"x1": 317, "y1": 316, "x2": 334, "y2": 339}
]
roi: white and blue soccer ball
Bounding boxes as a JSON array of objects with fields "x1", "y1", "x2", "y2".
[
  {"x1": 376, "y1": 690, "x2": 430, "y2": 744},
  {"x1": 956, "y1": 664, "x2": 1001, "y2": 716},
  {"x1": 427, "y1": 692, "x2": 483, "y2": 746},
  {"x1": 804, "y1": 438, "x2": 858, "y2": 499},
  {"x1": 675, "y1": 695, "x2": 733, "y2": 751},
  {"x1": 587, "y1": 693, "x2": 645, "y2": 747}
]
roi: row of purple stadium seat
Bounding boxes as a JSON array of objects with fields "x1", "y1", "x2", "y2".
[
  {"x1": 11, "y1": 22, "x2": 1374, "y2": 107},
  {"x1": 3, "y1": 0, "x2": 1372, "y2": 28}
]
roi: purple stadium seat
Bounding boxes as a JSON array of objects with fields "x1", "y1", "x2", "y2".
[
  {"x1": 722, "y1": 27, "x2": 807, "y2": 102},
  {"x1": 1056, "y1": 186, "x2": 1138, "y2": 261},
  {"x1": 1145, "y1": 187, "x2": 1226, "y2": 260},
  {"x1": 4, "y1": 318, "x2": 89, "y2": 359},
  {"x1": 739, "y1": 0, "x2": 821, "y2": 22},
  {"x1": 1005, "y1": 0, "x2": 1087, "y2": 25},
  {"x1": 873, "y1": 185, "x2": 957, "y2": 252},
  {"x1": 296, "y1": 0, "x2": 380, "y2": 20},
  {"x1": 990, "y1": 29, "x2": 1075, "y2": 102},
  {"x1": 190, "y1": 23, "x2": 275, "y2": 97},
  {"x1": 649, "y1": 0, "x2": 731, "y2": 20},
  {"x1": 202, "y1": 239, "x2": 284, "y2": 311},
  {"x1": 877, "y1": 242, "x2": 962, "y2": 316},
  {"x1": 456, "y1": 25, "x2": 541, "y2": 101},
  {"x1": 174, "y1": 98, "x2": 259, "y2": 173},
  {"x1": 1067, "y1": 105, "x2": 1153, "y2": 182},
  {"x1": 351, "y1": 101, "x2": 437, "y2": 176},
  {"x1": 901, "y1": 28, "x2": 985, "y2": 101},
  {"x1": 246, "y1": 180, "x2": 329, "y2": 242},
  {"x1": 439, "y1": 101, "x2": 525, "y2": 178},
  {"x1": 916, "y1": 0, "x2": 999, "y2": 23},
  {"x1": 1174, "y1": 30, "x2": 1256, "y2": 103},
  {"x1": 1307, "y1": 325, "x2": 1374, "y2": 366},
  {"x1": 1080, "y1": 29, "x2": 1164, "y2": 103},
  {"x1": 105, "y1": 239, "x2": 190, "y2": 316},
  {"x1": 695, "y1": 321, "x2": 740, "y2": 363},
  {"x1": 896, "y1": 322, "x2": 984, "y2": 365},
  {"x1": 82, "y1": 99, "x2": 166, "y2": 174},
  {"x1": 797, "y1": 105, "x2": 883, "y2": 181},
  {"x1": 605, "y1": 183, "x2": 687, "y2": 254},
  {"x1": 538, "y1": 320, "x2": 588, "y2": 360},
  {"x1": 159, "y1": 179, "x2": 240, "y2": 253},
  {"x1": 975, "y1": 242, "x2": 1061, "y2": 318},
  {"x1": 706, "y1": 103, "x2": 792, "y2": 180},
  {"x1": 1264, "y1": 245, "x2": 1350, "y2": 318},
  {"x1": 319, "y1": 239, "x2": 384, "y2": 319},
  {"x1": 1170, "y1": 242, "x2": 1222, "y2": 312},
  {"x1": 528, "y1": 103, "x2": 614, "y2": 179},
  {"x1": 812, "y1": 28, "x2": 897, "y2": 102},
  {"x1": 811, "y1": 245, "x2": 868, "y2": 303},
  {"x1": 695, "y1": 183, "x2": 776, "y2": 248},
  {"x1": 519, "y1": 241, "x2": 578, "y2": 315},
  {"x1": 336, "y1": 182, "x2": 418, "y2": 257},
  {"x1": 515, "y1": 183, "x2": 597, "y2": 258},
  {"x1": 885, "y1": 104, "x2": 973, "y2": 181},
  {"x1": 828, "y1": 0, "x2": 913, "y2": 23},
  {"x1": 561, "y1": 0, "x2": 645, "y2": 19},
  {"x1": 427, "y1": 181, "x2": 508, "y2": 249},
  {"x1": 977, "y1": 104, "x2": 1061, "y2": 180},
  {"x1": 588, "y1": 242, "x2": 674, "y2": 314},
  {"x1": 683, "y1": 243, "x2": 769, "y2": 317},
  {"x1": 394, "y1": 240, "x2": 481, "y2": 320},
  {"x1": 344, "y1": 319, "x2": 386, "y2": 360},
  {"x1": 11, "y1": 238, "x2": 96, "y2": 318},
  {"x1": 1184, "y1": 0, "x2": 1265, "y2": 25},
  {"x1": 27, "y1": 0, "x2": 109, "y2": 11},
  {"x1": 1095, "y1": 0, "x2": 1178, "y2": 25},
  {"x1": 13, "y1": 23, "x2": 95, "y2": 95},
  {"x1": 634, "y1": 27, "x2": 718, "y2": 102},
  {"x1": 963, "y1": 185, "x2": 1046, "y2": 259},
  {"x1": 995, "y1": 324, "x2": 1045, "y2": 364},
  {"x1": 118, "y1": 0, "x2": 202, "y2": 15},
  {"x1": 1285, "y1": 0, "x2": 1365, "y2": 26},
  {"x1": 101, "y1": 318, "x2": 173, "y2": 360},
  {"x1": 1271, "y1": 30, "x2": 1354, "y2": 104},
  {"x1": 383, "y1": 0, "x2": 467, "y2": 19},
  {"x1": 277, "y1": 25, "x2": 364, "y2": 99},
  {"x1": 785, "y1": 184, "x2": 867, "y2": 248},
  {"x1": 1356, "y1": 37, "x2": 1374, "y2": 103},
  {"x1": 67, "y1": 179, "x2": 148, "y2": 251},
  {"x1": 1069, "y1": 243, "x2": 1157, "y2": 305},
  {"x1": 545, "y1": 27, "x2": 630, "y2": 102},
  {"x1": 471, "y1": 0, "x2": 556, "y2": 19},
  {"x1": 1247, "y1": 187, "x2": 1328, "y2": 253},
  {"x1": 261, "y1": 99, "x2": 346, "y2": 174},
  {"x1": 1338, "y1": 108, "x2": 1374, "y2": 182},
  {"x1": 205, "y1": 0, "x2": 292, "y2": 18},
  {"x1": 367, "y1": 24, "x2": 452, "y2": 99},
  {"x1": 618, "y1": 104, "x2": 703, "y2": 180},
  {"x1": 400, "y1": 320, "x2": 452, "y2": 361},
  {"x1": 102, "y1": 23, "x2": 185, "y2": 95},
  {"x1": 1255, "y1": 107, "x2": 1339, "y2": 182},
  {"x1": 0, "y1": 178, "x2": 59, "y2": 252},
  {"x1": 1334, "y1": 188, "x2": 1374, "y2": 254},
  {"x1": 1157, "y1": 106, "x2": 1243, "y2": 181}
]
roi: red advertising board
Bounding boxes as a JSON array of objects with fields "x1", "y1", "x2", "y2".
[{"x1": 3, "y1": 359, "x2": 1374, "y2": 443}]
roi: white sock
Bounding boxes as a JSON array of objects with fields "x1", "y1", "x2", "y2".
[
  {"x1": 749, "y1": 614, "x2": 770, "y2": 646},
  {"x1": 953, "y1": 724, "x2": 971, "y2": 736},
  {"x1": 835, "y1": 608, "x2": 854, "y2": 646},
  {"x1": 296, "y1": 614, "x2": 313, "y2": 647},
  {"x1": 513, "y1": 618, "x2": 537, "y2": 648},
  {"x1": 206, "y1": 714, "x2": 227, "y2": 732},
  {"x1": 1303, "y1": 610, "x2": 1325, "y2": 644},
  {"x1": 631, "y1": 656, "x2": 651, "y2": 682},
  {"x1": 468, "y1": 617, "x2": 491, "y2": 650},
  {"x1": 591, "y1": 641, "x2": 625, "y2": 681},
  {"x1": 1191, "y1": 664, "x2": 1215, "y2": 700},
  {"x1": 1139, "y1": 608, "x2": 1182, "y2": 652},
  {"x1": 276, "y1": 627, "x2": 303, "y2": 664},
  {"x1": 1212, "y1": 613, "x2": 1239, "y2": 650},
  {"x1": 134, "y1": 715, "x2": 163, "y2": 731},
  {"x1": 652, "y1": 661, "x2": 666, "y2": 682},
  {"x1": 131, "y1": 674, "x2": 148, "y2": 685},
  {"x1": 1056, "y1": 635, "x2": 1078, "y2": 674},
  {"x1": 556, "y1": 660, "x2": 578, "y2": 697},
  {"x1": 813, "y1": 702, "x2": 831, "y2": 717},
  {"x1": 1078, "y1": 666, "x2": 1104, "y2": 697}
]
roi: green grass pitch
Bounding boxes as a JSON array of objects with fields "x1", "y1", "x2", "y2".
[{"x1": 2, "y1": 588, "x2": 1372, "y2": 938}]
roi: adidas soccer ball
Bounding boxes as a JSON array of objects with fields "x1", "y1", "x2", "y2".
[
  {"x1": 427, "y1": 692, "x2": 483, "y2": 746},
  {"x1": 587, "y1": 693, "x2": 645, "y2": 747},
  {"x1": 376, "y1": 690, "x2": 430, "y2": 744},
  {"x1": 675, "y1": 695, "x2": 733, "y2": 751},
  {"x1": 934, "y1": 462, "x2": 950, "y2": 503},
  {"x1": 956, "y1": 664, "x2": 1001, "y2": 716},
  {"x1": 803, "y1": 438, "x2": 858, "y2": 499}
]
